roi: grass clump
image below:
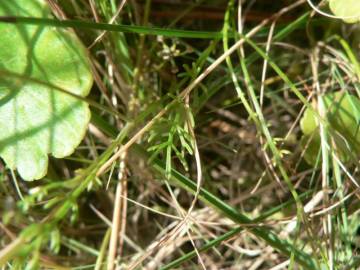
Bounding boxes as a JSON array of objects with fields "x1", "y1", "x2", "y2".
[{"x1": 1, "y1": 0, "x2": 360, "y2": 269}]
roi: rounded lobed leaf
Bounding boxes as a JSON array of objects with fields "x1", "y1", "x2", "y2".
[
  {"x1": 0, "y1": 0, "x2": 93, "y2": 180},
  {"x1": 329, "y1": 0, "x2": 360, "y2": 23},
  {"x1": 300, "y1": 91, "x2": 360, "y2": 165}
]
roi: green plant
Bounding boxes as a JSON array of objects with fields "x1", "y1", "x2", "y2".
[
  {"x1": 0, "y1": 0, "x2": 360, "y2": 269},
  {"x1": 329, "y1": 0, "x2": 360, "y2": 23},
  {"x1": 300, "y1": 91, "x2": 360, "y2": 165},
  {"x1": 0, "y1": 0, "x2": 93, "y2": 180}
]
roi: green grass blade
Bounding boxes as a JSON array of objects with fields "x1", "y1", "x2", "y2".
[
  {"x1": 143, "y1": 150, "x2": 317, "y2": 270},
  {"x1": 91, "y1": 114, "x2": 317, "y2": 269},
  {"x1": 160, "y1": 191, "x2": 313, "y2": 270},
  {"x1": 160, "y1": 226, "x2": 243, "y2": 270},
  {"x1": 0, "y1": 16, "x2": 228, "y2": 39}
]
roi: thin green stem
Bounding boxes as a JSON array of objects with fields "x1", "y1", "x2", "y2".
[{"x1": 0, "y1": 16, "x2": 228, "y2": 39}]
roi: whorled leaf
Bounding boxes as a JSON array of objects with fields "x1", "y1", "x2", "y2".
[
  {"x1": 300, "y1": 91, "x2": 360, "y2": 165},
  {"x1": 0, "y1": 0, "x2": 93, "y2": 180},
  {"x1": 329, "y1": 0, "x2": 360, "y2": 23}
]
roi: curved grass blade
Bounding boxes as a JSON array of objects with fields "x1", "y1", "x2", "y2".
[
  {"x1": 91, "y1": 114, "x2": 318, "y2": 270},
  {"x1": 160, "y1": 191, "x2": 313, "y2": 270}
]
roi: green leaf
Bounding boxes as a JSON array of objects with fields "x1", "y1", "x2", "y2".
[
  {"x1": 300, "y1": 91, "x2": 360, "y2": 165},
  {"x1": 329, "y1": 0, "x2": 360, "y2": 23},
  {"x1": 0, "y1": 0, "x2": 93, "y2": 180}
]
